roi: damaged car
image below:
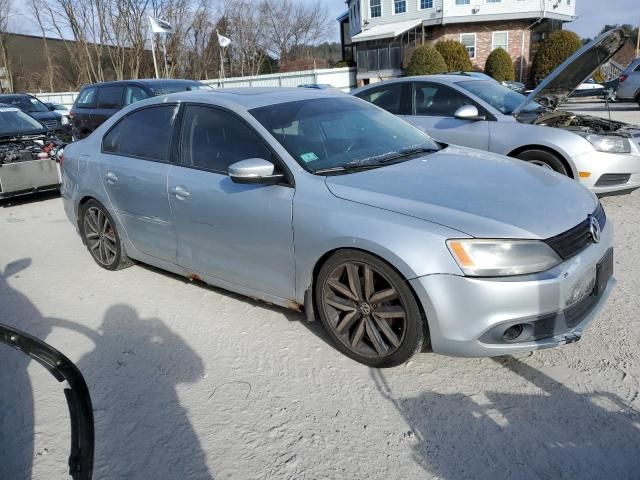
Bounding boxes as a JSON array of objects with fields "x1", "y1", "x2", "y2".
[
  {"x1": 0, "y1": 105, "x2": 64, "y2": 199},
  {"x1": 353, "y1": 28, "x2": 640, "y2": 195}
]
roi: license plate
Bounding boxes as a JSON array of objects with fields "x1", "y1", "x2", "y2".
[{"x1": 595, "y1": 248, "x2": 614, "y2": 296}]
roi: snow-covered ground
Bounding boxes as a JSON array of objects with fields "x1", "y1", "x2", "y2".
[{"x1": 2, "y1": 103, "x2": 640, "y2": 479}]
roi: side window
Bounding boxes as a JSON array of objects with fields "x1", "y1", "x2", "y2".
[
  {"x1": 413, "y1": 82, "x2": 474, "y2": 117},
  {"x1": 356, "y1": 83, "x2": 405, "y2": 114},
  {"x1": 634, "y1": 63, "x2": 640, "y2": 72},
  {"x1": 102, "y1": 105, "x2": 178, "y2": 162},
  {"x1": 97, "y1": 86, "x2": 124, "y2": 109},
  {"x1": 124, "y1": 86, "x2": 150, "y2": 106},
  {"x1": 76, "y1": 87, "x2": 97, "y2": 108},
  {"x1": 179, "y1": 105, "x2": 274, "y2": 174}
]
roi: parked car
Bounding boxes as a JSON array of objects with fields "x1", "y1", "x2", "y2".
[
  {"x1": 615, "y1": 57, "x2": 640, "y2": 107},
  {"x1": 69, "y1": 79, "x2": 212, "y2": 140},
  {"x1": 570, "y1": 78, "x2": 605, "y2": 98},
  {"x1": 0, "y1": 93, "x2": 71, "y2": 137},
  {"x1": 61, "y1": 87, "x2": 614, "y2": 367},
  {"x1": 45, "y1": 101, "x2": 70, "y2": 117},
  {"x1": 0, "y1": 104, "x2": 64, "y2": 198},
  {"x1": 354, "y1": 29, "x2": 640, "y2": 195}
]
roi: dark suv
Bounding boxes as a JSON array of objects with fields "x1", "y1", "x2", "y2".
[{"x1": 70, "y1": 79, "x2": 211, "y2": 140}]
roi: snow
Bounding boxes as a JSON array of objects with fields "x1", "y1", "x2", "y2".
[{"x1": 2, "y1": 168, "x2": 640, "y2": 478}]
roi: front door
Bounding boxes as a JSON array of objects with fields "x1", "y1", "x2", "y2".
[
  {"x1": 400, "y1": 81, "x2": 490, "y2": 150},
  {"x1": 168, "y1": 105, "x2": 295, "y2": 300},
  {"x1": 98, "y1": 104, "x2": 179, "y2": 262}
]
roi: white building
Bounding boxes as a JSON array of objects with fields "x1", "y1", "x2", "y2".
[{"x1": 338, "y1": 0, "x2": 576, "y2": 84}]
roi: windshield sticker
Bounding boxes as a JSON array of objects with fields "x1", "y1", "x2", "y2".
[
  {"x1": 0, "y1": 107, "x2": 20, "y2": 112},
  {"x1": 300, "y1": 152, "x2": 319, "y2": 163}
]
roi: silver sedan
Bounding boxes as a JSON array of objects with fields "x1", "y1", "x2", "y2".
[
  {"x1": 61, "y1": 88, "x2": 614, "y2": 367},
  {"x1": 353, "y1": 29, "x2": 640, "y2": 195}
]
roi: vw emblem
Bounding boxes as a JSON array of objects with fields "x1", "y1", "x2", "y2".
[
  {"x1": 360, "y1": 303, "x2": 372, "y2": 315},
  {"x1": 589, "y1": 216, "x2": 601, "y2": 243}
]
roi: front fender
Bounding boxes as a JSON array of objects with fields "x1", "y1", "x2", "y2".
[{"x1": 293, "y1": 189, "x2": 466, "y2": 304}]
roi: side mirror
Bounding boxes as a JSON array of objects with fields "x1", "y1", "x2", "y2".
[
  {"x1": 454, "y1": 105, "x2": 485, "y2": 121},
  {"x1": 228, "y1": 158, "x2": 284, "y2": 185}
]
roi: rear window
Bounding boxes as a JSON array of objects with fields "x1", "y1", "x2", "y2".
[
  {"x1": 102, "y1": 105, "x2": 178, "y2": 162},
  {"x1": 76, "y1": 87, "x2": 97, "y2": 108}
]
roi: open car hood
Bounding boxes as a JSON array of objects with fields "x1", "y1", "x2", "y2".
[
  {"x1": 513, "y1": 28, "x2": 627, "y2": 114},
  {"x1": 0, "y1": 323, "x2": 94, "y2": 480}
]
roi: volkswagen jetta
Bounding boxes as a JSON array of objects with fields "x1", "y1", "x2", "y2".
[{"x1": 61, "y1": 88, "x2": 614, "y2": 367}]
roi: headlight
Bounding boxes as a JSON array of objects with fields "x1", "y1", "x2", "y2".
[
  {"x1": 447, "y1": 239, "x2": 561, "y2": 277},
  {"x1": 61, "y1": 115, "x2": 69, "y2": 125},
  {"x1": 584, "y1": 134, "x2": 630, "y2": 153}
]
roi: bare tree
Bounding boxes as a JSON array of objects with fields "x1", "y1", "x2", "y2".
[{"x1": 259, "y1": 0, "x2": 331, "y2": 66}]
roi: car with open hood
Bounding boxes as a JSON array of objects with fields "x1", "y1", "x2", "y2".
[
  {"x1": 61, "y1": 87, "x2": 614, "y2": 367},
  {"x1": 0, "y1": 104, "x2": 64, "y2": 198},
  {"x1": 353, "y1": 28, "x2": 640, "y2": 195}
]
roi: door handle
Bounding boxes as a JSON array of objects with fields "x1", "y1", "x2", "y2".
[
  {"x1": 105, "y1": 171, "x2": 118, "y2": 184},
  {"x1": 171, "y1": 185, "x2": 190, "y2": 199}
]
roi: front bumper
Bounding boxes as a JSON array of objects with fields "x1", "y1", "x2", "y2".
[
  {"x1": 572, "y1": 149, "x2": 640, "y2": 194},
  {"x1": 410, "y1": 222, "x2": 615, "y2": 357}
]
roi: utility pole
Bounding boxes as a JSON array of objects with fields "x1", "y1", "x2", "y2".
[{"x1": 636, "y1": 23, "x2": 639, "y2": 58}]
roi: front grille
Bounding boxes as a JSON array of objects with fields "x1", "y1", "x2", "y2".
[
  {"x1": 43, "y1": 119, "x2": 58, "y2": 129},
  {"x1": 545, "y1": 203, "x2": 606, "y2": 260},
  {"x1": 595, "y1": 173, "x2": 631, "y2": 187}
]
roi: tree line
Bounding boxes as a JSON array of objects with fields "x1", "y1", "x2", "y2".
[{"x1": 0, "y1": 0, "x2": 340, "y2": 92}]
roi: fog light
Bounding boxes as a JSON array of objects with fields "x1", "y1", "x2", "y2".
[{"x1": 503, "y1": 324, "x2": 524, "y2": 342}]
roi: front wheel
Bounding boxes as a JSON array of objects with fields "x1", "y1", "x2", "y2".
[
  {"x1": 315, "y1": 250, "x2": 426, "y2": 368},
  {"x1": 515, "y1": 149, "x2": 568, "y2": 176},
  {"x1": 80, "y1": 200, "x2": 133, "y2": 271}
]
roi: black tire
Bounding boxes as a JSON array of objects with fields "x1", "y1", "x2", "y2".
[
  {"x1": 635, "y1": 93, "x2": 640, "y2": 109},
  {"x1": 315, "y1": 250, "x2": 426, "y2": 368},
  {"x1": 79, "y1": 199, "x2": 133, "y2": 271},
  {"x1": 515, "y1": 149, "x2": 568, "y2": 176}
]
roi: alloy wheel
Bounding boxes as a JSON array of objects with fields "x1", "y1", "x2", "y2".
[
  {"x1": 321, "y1": 261, "x2": 407, "y2": 358},
  {"x1": 83, "y1": 207, "x2": 117, "y2": 267}
]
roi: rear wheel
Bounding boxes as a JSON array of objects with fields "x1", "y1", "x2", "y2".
[
  {"x1": 515, "y1": 149, "x2": 568, "y2": 176},
  {"x1": 80, "y1": 200, "x2": 133, "y2": 270},
  {"x1": 315, "y1": 250, "x2": 426, "y2": 368},
  {"x1": 635, "y1": 93, "x2": 640, "y2": 108}
]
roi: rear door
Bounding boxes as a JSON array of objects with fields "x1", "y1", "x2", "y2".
[
  {"x1": 71, "y1": 87, "x2": 98, "y2": 139},
  {"x1": 98, "y1": 104, "x2": 179, "y2": 262},
  {"x1": 402, "y1": 81, "x2": 489, "y2": 150},
  {"x1": 167, "y1": 104, "x2": 295, "y2": 300},
  {"x1": 92, "y1": 85, "x2": 125, "y2": 132}
]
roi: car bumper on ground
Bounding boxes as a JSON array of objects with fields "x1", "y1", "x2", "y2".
[
  {"x1": 410, "y1": 222, "x2": 614, "y2": 357},
  {"x1": 572, "y1": 150, "x2": 640, "y2": 194}
]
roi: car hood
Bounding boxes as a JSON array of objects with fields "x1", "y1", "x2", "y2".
[
  {"x1": 324, "y1": 146, "x2": 597, "y2": 239},
  {"x1": 29, "y1": 111, "x2": 58, "y2": 121},
  {"x1": 513, "y1": 28, "x2": 627, "y2": 114}
]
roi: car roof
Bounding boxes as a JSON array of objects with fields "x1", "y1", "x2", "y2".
[
  {"x1": 0, "y1": 93, "x2": 35, "y2": 98},
  {"x1": 80, "y1": 78, "x2": 204, "y2": 89},
  {"x1": 147, "y1": 87, "x2": 346, "y2": 110}
]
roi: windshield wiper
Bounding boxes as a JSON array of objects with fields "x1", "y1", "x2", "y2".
[{"x1": 314, "y1": 145, "x2": 437, "y2": 175}]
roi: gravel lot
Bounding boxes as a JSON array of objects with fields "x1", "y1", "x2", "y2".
[{"x1": 2, "y1": 104, "x2": 640, "y2": 480}]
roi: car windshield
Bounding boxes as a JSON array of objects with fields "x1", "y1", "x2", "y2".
[
  {"x1": 250, "y1": 96, "x2": 439, "y2": 174},
  {"x1": 0, "y1": 107, "x2": 44, "y2": 135},
  {"x1": 458, "y1": 80, "x2": 543, "y2": 114},
  {"x1": 1, "y1": 96, "x2": 50, "y2": 113}
]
